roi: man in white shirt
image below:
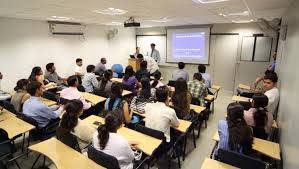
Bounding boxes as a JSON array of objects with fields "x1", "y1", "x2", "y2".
[
  {"x1": 140, "y1": 55, "x2": 159, "y2": 75},
  {"x1": 144, "y1": 86, "x2": 179, "y2": 142},
  {"x1": 75, "y1": 58, "x2": 84, "y2": 76},
  {"x1": 198, "y1": 64, "x2": 212, "y2": 88},
  {"x1": 263, "y1": 72, "x2": 279, "y2": 116},
  {"x1": 82, "y1": 65, "x2": 98, "y2": 93},
  {"x1": 149, "y1": 43, "x2": 160, "y2": 63}
]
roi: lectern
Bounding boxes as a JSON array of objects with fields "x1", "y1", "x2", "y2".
[{"x1": 128, "y1": 58, "x2": 140, "y2": 72}]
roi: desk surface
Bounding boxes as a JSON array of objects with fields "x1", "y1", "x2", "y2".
[
  {"x1": 212, "y1": 131, "x2": 280, "y2": 160},
  {"x1": 201, "y1": 158, "x2": 239, "y2": 169},
  {"x1": 238, "y1": 84, "x2": 251, "y2": 90},
  {"x1": 211, "y1": 85, "x2": 221, "y2": 92},
  {"x1": 29, "y1": 138, "x2": 104, "y2": 169},
  {"x1": 111, "y1": 78, "x2": 123, "y2": 83},
  {"x1": 205, "y1": 95, "x2": 215, "y2": 102},
  {"x1": 42, "y1": 98, "x2": 57, "y2": 107},
  {"x1": 232, "y1": 95, "x2": 250, "y2": 102},
  {"x1": 0, "y1": 117, "x2": 35, "y2": 138},
  {"x1": 81, "y1": 92, "x2": 107, "y2": 105},
  {"x1": 0, "y1": 109, "x2": 16, "y2": 121},
  {"x1": 82, "y1": 115, "x2": 162, "y2": 156},
  {"x1": 190, "y1": 104, "x2": 206, "y2": 113},
  {"x1": 122, "y1": 90, "x2": 132, "y2": 96}
]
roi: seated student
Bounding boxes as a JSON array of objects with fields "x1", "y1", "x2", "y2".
[
  {"x1": 150, "y1": 71, "x2": 164, "y2": 89},
  {"x1": 111, "y1": 64, "x2": 124, "y2": 78},
  {"x1": 10, "y1": 79, "x2": 30, "y2": 112},
  {"x1": 44, "y1": 63, "x2": 65, "y2": 85},
  {"x1": 244, "y1": 93, "x2": 273, "y2": 138},
  {"x1": 137, "y1": 54, "x2": 159, "y2": 75},
  {"x1": 94, "y1": 70, "x2": 113, "y2": 97},
  {"x1": 172, "y1": 78, "x2": 192, "y2": 119},
  {"x1": 122, "y1": 66, "x2": 138, "y2": 94},
  {"x1": 216, "y1": 103, "x2": 253, "y2": 155},
  {"x1": 60, "y1": 75, "x2": 91, "y2": 110},
  {"x1": 172, "y1": 62, "x2": 189, "y2": 81},
  {"x1": 82, "y1": 65, "x2": 99, "y2": 93},
  {"x1": 76, "y1": 75, "x2": 85, "y2": 92},
  {"x1": 144, "y1": 86, "x2": 180, "y2": 142},
  {"x1": 187, "y1": 73, "x2": 208, "y2": 106},
  {"x1": 95, "y1": 58, "x2": 107, "y2": 76},
  {"x1": 130, "y1": 77, "x2": 155, "y2": 113},
  {"x1": 135, "y1": 61, "x2": 150, "y2": 81},
  {"x1": 198, "y1": 64, "x2": 211, "y2": 88},
  {"x1": 59, "y1": 100, "x2": 96, "y2": 144},
  {"x1": 23, "y1": 81, "x2": 63, "y2": 128},
  {"x1": 28, "y1": 66, "x2": 47, "y2": 84},
  {"x1": 263, "y1": 72, "x2": 279, "y2": 117},
  {"x1": 104, "y1": 82, "x2": 132, "y2": 124},
  {"x1": 75, "y1": 58, "x2": 84, "y2": 76},
  {"x1": 92, "y1": 113, "x2": 135, "y2": 169}
]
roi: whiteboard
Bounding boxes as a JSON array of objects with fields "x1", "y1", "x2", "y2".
[{"x1": 136, "y1": 35, "x2": 167, "y2": 65}]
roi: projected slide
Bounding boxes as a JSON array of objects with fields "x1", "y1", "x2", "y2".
[{"x1": 167, "y1": 28, "x2": 210, "y2": 64}]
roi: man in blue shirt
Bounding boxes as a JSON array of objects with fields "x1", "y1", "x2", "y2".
[
  {"x1": 23, "y1": 81, "x2": 63, "y2": 128},
  {"x1": 172, "y1": 62, "x2": 189, "y2": 81}
]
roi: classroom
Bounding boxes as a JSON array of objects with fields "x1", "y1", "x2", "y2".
[{"x1": 0, "y1": 0, "x2": 298, "y2": 169}]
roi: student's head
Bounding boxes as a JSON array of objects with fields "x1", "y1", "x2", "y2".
[
  {"x1": 137, "y1": 54, "x2": 144, "y2": 60},
  {"x1": 151, "y1": 71, "x2": 162, "y2": 88},
  {"x1": 99, "y1": 70, "x2": 113, "y2": 91},
  {"x1": 178, "y1": 62, "x2": 185, "y2": 69},
  {"x1": 136, "y1": 47, "x2": 140, "y2": 53},
  {"x1": 108, "y1": 82, "x2": 123, "y2": 110},
  {"x1": 139, "y1": 77, "x2": 151, "y2": 99},
  {"x1": 264, "y1": 69, "x2": 275, "y2": 76},
  {"x1": 124, "y1": 65, "x2": 134, "y2": 81},
  {"x1": 60, "y1": 100, "x2": 83, "y2": 132},
  {"x1": 14, "y1": 79, "x2": 29, "y2": 91},
  {"x1": 156, "y1": 86, "x2": 169, "y2": 103},
  {"x1": 173, "y1": 78, "x2": 188, "y2": 112},
  {"x1": 251, "y1": 93, "x2": 269, "y2": 129},
  {"x1": 226, "y1": 103, "x2": 253, "y2": 153},
  {"x1": 97, "y1": 112, "x2": 122, "y2": 149},
  {"x1": 150, "y1": 43, "x2": 156, "y2": 50},
  {"x1": 100, "y1": 58, "x2": 107, "y2": 64},
  {"x1": 103, "y1": 70, "x2": 113, "y2": 80},
  {"x1": 0, "y1": 72, "x2": 2, "y2": 79},
  {"x1": 76, "y1": 58, "x2": 83, "y2": 66},
  {"x1": 46, "y1": 63, "x2": 55, "y2": 73},
  {"x1": 252, "y1": 93, "x2": 269, "y2": 109},
  {"x1": 27, "y1": 81, "x2": 43, "y2": 97},
  {"x1": 67, "y1": 75, "x2": 79, "y2": 87},
  {"x1": 193, "y1": 73, "x2": 203, "y2": 81},
  {"x1": 198, "y1": 64, "x2": 206, "y2": 73},
  {"x1": 86, "y1": 65, "x2": 95, "y2": 73},
  {"x1": 140, "y1": 61, "x2": 147, "y2": 70},
  {"x1": 263, "y1": 72, "x2": 278, "y2": 91},
  {"x1": 174, "y1": 78, "x2": 187, "y2": 93},
  {"x1": 29, "y1": 66, "x2": 43, "y2": 82}
]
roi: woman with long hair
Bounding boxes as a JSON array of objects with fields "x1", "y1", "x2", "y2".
[
  {"x1": 122, "y1": 66, "x2": 138, "y2": 94},
  {"x1": 28, "y1": 66, "x2": 44, "y2": 83},
  {"x1": 92, "y1": 112, "x2": 135, "y2": 169},
  {"x1": 150, "y1": 71, "x2": 164, "y2": 89},
  {"x1": 95, "y1": 70, "x2": 113, "y2": 97},
  {"x1": 217, "y1": 103, "x2": 253, "y2": 155},
  {"x1": 171, "y1": 78, "x2": 192, "y2": 119},
  {"x1": 10, "y1": 79, "x2": 30, "y2": 112}
]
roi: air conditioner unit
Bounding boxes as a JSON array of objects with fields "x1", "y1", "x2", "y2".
[{"x1": 48, "y1": 21, "x2": 85, "y2": 35}]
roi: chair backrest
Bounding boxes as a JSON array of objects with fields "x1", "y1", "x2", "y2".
[
  {"x1": 42, "y1": 91, "x2": 58, "y2": 102},
  {"x1": 18, "y1": 113, "x2": 39, "y2": 128},
  {"x1": 135, "y1": 124, "x2": 165, "y2": 140},
  {"x1": 0, "y1": 100, "x2": 17, "y2": 114},
  {"x1": 87, "y1": 145, "x2": 120, "y2": 169},
  {"x1": 56, "y1": 127, "x2": 81, "y2": 153},
  {"x1": 218, "y1": 148, "x2": 267, "y2": 169}
]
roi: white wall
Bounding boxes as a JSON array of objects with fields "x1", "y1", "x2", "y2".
[
  {"x1": 276, "y1": 1, "x2": 299, "y2": 168},
  {"x1": 0, "y1": 17, "x2": 136, "y2": 91}
]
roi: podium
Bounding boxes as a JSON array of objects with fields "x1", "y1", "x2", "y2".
[{"x1": 128, "y1": 58, "x2": 140, "y2": 72}]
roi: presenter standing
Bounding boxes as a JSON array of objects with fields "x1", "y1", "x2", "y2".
[{"x1": 149, "y1": 43, "x2": 160, "y2": 63}]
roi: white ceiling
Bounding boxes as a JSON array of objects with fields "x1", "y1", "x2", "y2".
[{"x1": 0, "y1": 0, "x2": 294, "y2": 26}]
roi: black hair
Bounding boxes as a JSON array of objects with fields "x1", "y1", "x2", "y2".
[
  {"x1": 264, "y1": 69, "x2": 274, "y2": 75},
  {"x1": 67, "y1": 75, "x2": 78, "y2": 87},
  {"x1": 97, "y1": 112, "x2": 122, "y2": 149},
  {"x1": 0, "y1": 128, "x2": 9, "y2": 142},
  {"x1": 99, "y1": 70, "x2": 113, "y2": 91},
  {"x1": 198, "y1": 64, "x2": 206, "y2": 73},
  {"x1": 139, "y1": 77, "x2": 151, "y2": 100},
  {"x1": 151, "y1": 71, "x2": 162, "y2": 88},
  {"x1": 227, "y1": 103, "x2": 253, "y2": 154},
  {"x1": 60, "y1": 100, "x2": 83, "y2": 133},
  {"x1": 46, "y1": 63, "x2": 54, "y2": 71},
  {"x1": 100, "y1": 58, "x2": 106, "y2": 63},
  {"x1": 86, "y1": 65, "x2": 95, "y2": 73},
  {"x1": 151, "y1": 43, "x2": 155, "y2": 46},
  {"x1": 264, "y1": 72, "x2": 278, "y2": 83},
  {"x1": 252, "y1": 93, "x2": 269, "y2": 129},
  {"x1": 156, "y1": 86, "x2": 169, "y2": 102},
  {"x1": 140, "y1": 61, "x2": 147, "y2": 70},
  {"x1": 193, "y1": 73, "x2": 203, "y2": 81},
  {"x1": 172, "y1": 78, "x2": 188, "y2": 117},
  {"x1": 137, "y1": 54, "x2": 144, "y2": 60},
  {"x1": 26, "y1": 81, "x2": 42, "y2": 96},
  {"x1": 14, "y1": 79, "x2": 29, "y2": 91},
  {"x1": 76, "y1": 58, "x2": 82, "y2": 63},
  {"x1": 178, "y1": 62, "x2": 185, "y2": 69},
  {"x1": 108, "y1": 82, "x2": 123, "y2": 111},
  {"x1": 28, "y1": 66, "x2": 42, "y2": 82},
  {"x1": 124, "y1": 66, "x2": 134, "y2": 81}
]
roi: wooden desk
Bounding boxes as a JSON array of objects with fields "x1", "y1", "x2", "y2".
[
  {"x1": 190, "y1": 104, "x2": 206, "y2": 113},
  {"x1": 122, "y1": 90, "x2": 132, "y2": 96},
  {"x1": 111, "y1": 78, "x2": 123, "y2": 83},
  {"x1": 42, "y1": 98, "x2": 57, "y2": 107},
  {"x1": 211, "y1": 85, "x2": 221, "y2": 92},
  {"x1": 232, "y1": 95, "x2": 250, "y2": 102},
  {"x1": 212, "y1": 131, "x2": 281, "y2": 160},
  {"x1": 238, "y1": 84, "x2": 251, "y2": 90},
  {"x1": 83, "y1": 115, "x2": 162, "y2": 156},
  {"x1": 0, "y1": 109, "x2": 16, "y2": 121},
  {"x1": 29, "y1": 138, "x2": 104, "y2": 169},
  {"x1": 201, "y1": 158, "x2": 239, "y2": 169},
  {"x1": 205, "y1": 95, "x2": 215, "y2": 102},
  {"x1": 0, "y1": 117, "x2": 35, "y2": 139},
  {"x1": 81, "y1": 92, "x2": 107, "y2": 105}
]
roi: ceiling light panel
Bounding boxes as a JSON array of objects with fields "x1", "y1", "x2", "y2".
[
  {"x1": 93, "y1": 8, "x2": 128, "y2": 15},
  {"x1": 192, "y1": 0, "x2": 230, "y2": 4}
]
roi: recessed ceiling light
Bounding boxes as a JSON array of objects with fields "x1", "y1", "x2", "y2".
[
  {"x1": 93, "y1": 8, "x2": 128, "y2": 15},
  {"x1": 232, "y1": 20, "x2": 253, "y2": 23},
  {"x1": 151, "y1": 17, "x2": 171, "y2": 23},
  {"x1": 219, "y1": 13, "x2": 223, "y2": 16},
  {"x1": 103, "y1": 21, "x2": 122, "y2": 26},
  {"x1": 47, "y1": 16, "x2": 72, "y2": 21},
  {"x1": 228, "y1": 11, "x2": 249, "y2": 16},
  {"x1": 192, "y1": 0, "x2": 229, "y2": 4}
]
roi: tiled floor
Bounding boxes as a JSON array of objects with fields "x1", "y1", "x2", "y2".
[{"x1": 6, "y1": 91, "x2": 233, "y2": 169}]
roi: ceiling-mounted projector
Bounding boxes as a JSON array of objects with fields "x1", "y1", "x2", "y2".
[{"x1": 124, "y1": 17, "x2": 140, "y2": 27}]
